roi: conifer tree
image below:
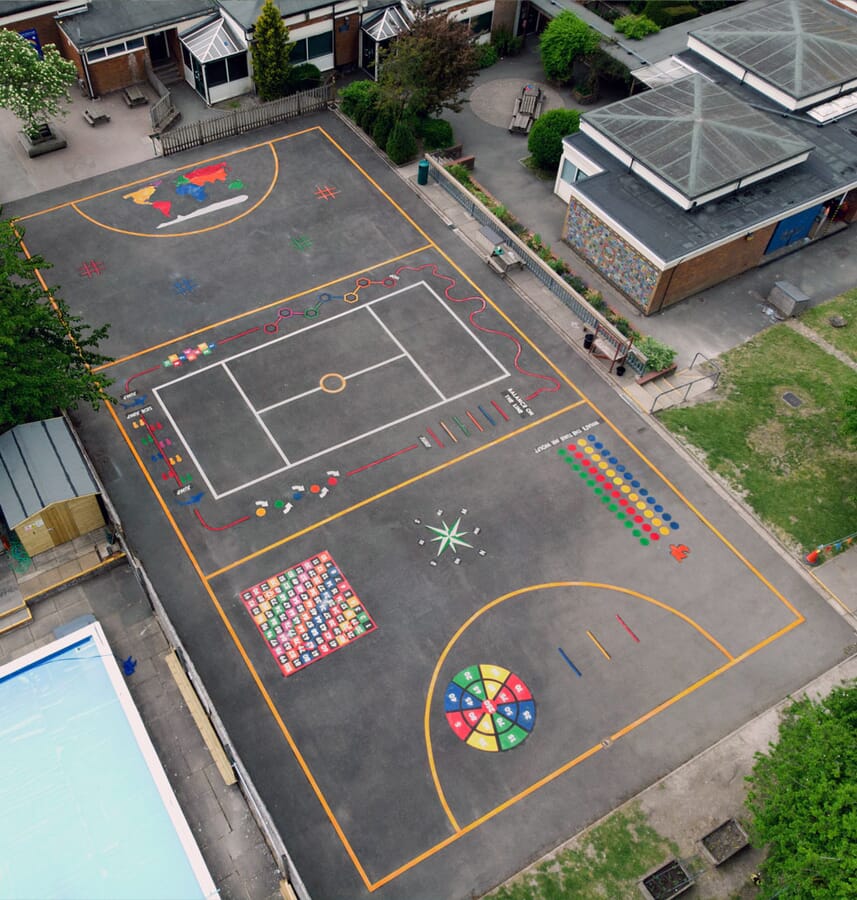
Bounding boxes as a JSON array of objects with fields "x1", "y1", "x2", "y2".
[{"x1": 251, "y1": 0, "x2": 294, "y2": 101}]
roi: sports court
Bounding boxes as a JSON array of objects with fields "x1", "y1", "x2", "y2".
[{"x1": 9, "y1": 113, "x2": 854, "y2": 900}]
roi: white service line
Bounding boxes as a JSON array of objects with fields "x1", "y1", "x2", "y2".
[{"x1": 222, "y1": 362, "x2": 291, "y2": 465}]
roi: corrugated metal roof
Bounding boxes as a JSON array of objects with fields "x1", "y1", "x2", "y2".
[
  {"x1": 0, "y1": 418, "x2": 97, "y2": 529},
  {"x1": 584, "y1": 74, "x2": 814, "y2": 205},
  {"x1": 689, "y1": 0, "x2": 857, "y2": 104}
]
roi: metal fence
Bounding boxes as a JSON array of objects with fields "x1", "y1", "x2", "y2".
[
  {"x1": 156, "y1": 85, "x2": 334, "y2": 156},
  {"x1": 145, "y1": 61, "x2": 175, "y2": 133},
  {"x1": 425, "y1": 156, "x2": 647, "y2": 375}
]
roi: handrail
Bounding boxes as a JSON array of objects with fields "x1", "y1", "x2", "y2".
[{"x1": 650, "y1": 357, "x2": 721, "y2": 414}]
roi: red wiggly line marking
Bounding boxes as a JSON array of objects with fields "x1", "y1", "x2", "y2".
[
  {"x1": 124, "y1": 366, "x2": 161, "y2": 392},
  {"x1": 194, "y1": 508, "x2": 251, "y2": 531},
  {"x1": 144, "y1": 418, "x2": 182, "y2": 487},
  {"x1": 394, "y1": 263, "x2": 561, "y2": 400},
  {"x1": 219, "y1": 326, "x2": 260, "y2": 344},
  {"x1": 346, "y1": 444, "x2": 419, "y2": 477}
]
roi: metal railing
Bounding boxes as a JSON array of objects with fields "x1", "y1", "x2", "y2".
[
  {"x1": 156, "y1": 85, "x2": 334, "y2": 156},
  {"x1": 145, "y1": 61, "x2": 175, "y2": 133},
  {"x1": 650, "y1": 352, "x2": 721, "y2": 413},
  {"x1": 425, "y1": 156, "x2": 647, "y2": 376}
]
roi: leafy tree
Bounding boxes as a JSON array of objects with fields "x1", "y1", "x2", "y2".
[
  {"x1": 378, "y1": 11, "x2": 479, "y2": 119},
  {"x1": 339, "y1": 79, "x2": 380, "y2": 120},
  {"x1": 0, "y1": 30, "x2": 76, "y2": 136},
  {"x1": 527, "y1": 108, "x2": 580, "y2": 170},
  {"x1": 745, "y1": 683, "x2": 857, "y2": 898},
  {"x1": 539, "y1": 11, "x2": 601, "y2": 84},
  {"x1": 251, "y1": 0, "x2": 293, "y2": 101},
  {"x1": 0, "y1": 219, "x2": 112, "y2": 431}
]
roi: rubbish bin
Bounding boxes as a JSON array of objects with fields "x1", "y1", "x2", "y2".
[
  {"x1": 583, "y1": 332, "x2": 594, "y2": 351},
  {"x1": 417, "y1": 159, "x2": 429, "y2": 186}
]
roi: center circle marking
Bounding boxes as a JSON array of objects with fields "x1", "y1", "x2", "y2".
[{"x1": 320, "y1": 372, "x2": 347, "y2": 394}]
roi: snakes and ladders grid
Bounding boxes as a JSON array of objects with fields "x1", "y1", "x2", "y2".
[{"x1": 239, "y1": 551, "x2": 375, "y2": 676}]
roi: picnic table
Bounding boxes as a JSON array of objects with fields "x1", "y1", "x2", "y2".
[
  {"x1": 509, "y1": 84, "x2": 544, "y2": 134},
  {"x1": 123, "y1": 85, "x2": 148, "y2": 107}
]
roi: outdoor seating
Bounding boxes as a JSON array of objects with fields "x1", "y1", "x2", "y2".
[
  {"x1": 509, "y1": 84, "x2": 544, "y2": 134},
  {"x1": 123, "y1": 85, "x2": 148, "y2": 107},
  {"x1": 83, "y1": 109, "x2": 110, "y2": 126}
]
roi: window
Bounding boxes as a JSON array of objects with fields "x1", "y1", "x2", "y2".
[
  {"x1": 205, "y1": 58, "x2": 228, "y2": 87},
  {"x1": 127, "y1": 37, "x2": 144, "y2": 50},
  {"x1": 307, "y1": 31, "x2": 332, "y2": 60},
  {"x1": 470, "y1": 11, "x2": 492, "y2": 34},
  {"x1": 561, "y1": 159, "x2": 589, "y2": 184},
  {"x1": 227, "y1": 53, "x2": 248, "y2": 80},
  {"x1": 86, "y1": 47, "x2": 106, "y2": 62},
  {"x1": 290, "y1": 38, "x2": 307, "y2": 63},
  {"x1": 182, "y1": 44, "x2": 191, "y2": 67},
  {"x1": 85, "y1": 37, "x2": 146, "y2": 63}
]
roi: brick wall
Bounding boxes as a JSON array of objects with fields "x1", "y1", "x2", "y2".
[
  {"x1": 87, "y1": 48, "x2": 149, "y2": 95},
  {"x1": 55, "y1": 28, "x2": 84, "y2": 80},
  {"x1": 649, "y1": 222, "x2": 777, "y2": 312},
  {"x1": 1, "y1": 14, "x2": 62, "y2": 51}
]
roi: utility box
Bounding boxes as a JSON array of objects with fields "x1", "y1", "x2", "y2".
[{"x1": 767, "y1": 281, "x2": 810, "y2": 317}]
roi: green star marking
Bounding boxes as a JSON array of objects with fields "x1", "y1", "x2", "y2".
[{"x1": 425, "y1": 517, "x2": 472, "y2": 557}]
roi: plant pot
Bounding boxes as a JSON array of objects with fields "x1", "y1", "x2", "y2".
[
  {"x1": 699, "y1": 818, "x2": 750, "y2": 866},
  {"x1": 18, "y1": 124, "x2": 67, "y2": 158},
  {"x1": 639, "y1": 859, "x2": 694, "y2": 900}
]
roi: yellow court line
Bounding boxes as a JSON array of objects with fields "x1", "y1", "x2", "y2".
[
  {"x1": 15, "y1": 126, "x2": 319, "y2": 221},
  {"x1": 423, "y1": 582, "x2": 732, "y2": 835},
  {"x1": 206, "y1": 400, "x2": 586, "y2": 580},
  {"x1": 808, "y1": 569, "x2": 854, "y2": 615},
  {"x1": 103, "y1": 399, "x2": 374, "y2": 891},
  {"x1": 70, "y1": 143, "x2": 279, "y2": 239},
  {"x1": 587, "y1": 630, "x2": 611, "y2": 659},
  {"x1": 93, "y1": 244, "x2": 432, "y2": 372}
]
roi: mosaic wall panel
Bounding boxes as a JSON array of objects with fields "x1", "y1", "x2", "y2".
[{"x1": 563, "y1": 200, "x2": 660, "y2": 308}]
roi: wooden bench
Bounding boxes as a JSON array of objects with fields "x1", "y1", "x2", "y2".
[
  {"x1": 83, "y1": 108, "x2": 110, "y2": 126},
  {"x1": 123, "y1": 85, "x2": 148, "y2": 107},
  {"x1": 509, "y1": 85, "x2": 544, "y2": 134}
]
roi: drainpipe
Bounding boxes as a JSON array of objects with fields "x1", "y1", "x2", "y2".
[{"x1": 81, "y1": 52, "x2": 95, "y2": 99}]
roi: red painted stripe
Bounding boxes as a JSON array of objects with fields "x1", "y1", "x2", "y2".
[
  {"x1": 218, "y1": 326, "x2": 260, "y2": 344},
  {"x1": 466, "y1": 410, "x2": 484, "y2": 432},
  {"x1": 346, "y1": 443, "x2": 419, "y2": 477},
  {"x1": 144, "y1": 419, "x2": 182, "y2": 487},
  {"x1": 194, "y1": 509, "x2": 251, "y2": 531},
  {"x1": 491, "y1": 400, "x2": 510, "y2": 422},
  {"x1": 616, "y1": 614, "x2": 640, "y2": 642},
  {"x1": 124, "y1": 366, "x2": 161, "y2": 392},
  {"x1": 426, "y1": 427, "x2": 444, "y2": 448}
]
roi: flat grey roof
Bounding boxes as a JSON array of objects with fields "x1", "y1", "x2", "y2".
[
  {"x1": 583, "y1": 74, "x2": 814, "y2": 205},
  {"x1": 689, "y1": 0, "x2": 857, "y2": 104},
  {"x1": 566, "y1": 52, "x2": 857, "y2": 265},
  {"x1": 58, "y1": 0, "x2": 216, "y2": 47},
  {"x1": 0, "y1": 418, "x2": 98, "y2": 529}
]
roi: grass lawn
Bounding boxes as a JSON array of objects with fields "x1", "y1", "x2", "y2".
[
  {"x1": 658, "y1": 318, "x2": 857, "y2": 552},
  {"x1": 488, "y1": 803, "x2": 677, "y2": 900},
  {"x1": 799, "y1": 288, "x2": 857, "y2": 360}
]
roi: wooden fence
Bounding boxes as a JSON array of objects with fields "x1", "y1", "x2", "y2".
[{"x1": 156, "y1": 85, "x2": 334, "y2": 156}]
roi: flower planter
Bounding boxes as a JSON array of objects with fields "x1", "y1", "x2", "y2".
[
  {"x1": 699, "y1": 818, "x2": 750, "y2": 866},
  {"x1": 636, "y1": 363, "x2": 677, "y2": 386},
  {"x1": 639, "y1": 859, "x2": 694, "y2": 900},
  {"x1": 18, "y1": 123, "x2": 67, "y2": 158}
]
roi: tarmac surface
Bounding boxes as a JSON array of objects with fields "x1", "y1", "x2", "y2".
[{"x1": 1, "y1": 35, "x2": 856, "y2": 900}]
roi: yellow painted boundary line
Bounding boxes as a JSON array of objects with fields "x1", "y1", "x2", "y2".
[
  {"x1": 21, "y1": 552, "x2": 126, "y2": 603},
  {"x1": 93, "y1": 244, "x2": 431, "y2": 373},
  {"x1": 70, "y1": 142, "x2": 279, "y2": 239},
  {"x1": 207, "y1": 401, "x2": 586, "y2": 579}
]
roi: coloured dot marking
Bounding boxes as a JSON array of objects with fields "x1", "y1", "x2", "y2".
[
  {"x1": 659, "y1": 527, "x2": 670, "y2": 535},
  {"x1": 327, "y1": 476, "x2": 338, "y2": 486},
  {"x1": 274, "y1": 500, "x2": 285, "y2": 509},
  {"x1": 655, "y1": 505, "x2": 663, "y2": 512},
  {"x1": 255, "y1": 508, "x2": 266, "y2": 517},
  {"x1": 310, "y1": 484, "x2": 321, "y2": 494},
  {"x1": 292, "y1": 492, "x2": 303, "y2": 501},
  {"x1": 644, "y1": 509, "x2": 654, "y2": 519},
  {"x1": 640, "y1": 538, "x2": 650, "y2": 546},
  {"x1": 608, "y1": 457, "x2": 617, "y2": 464},
  {"x1": 670, "y1": 521, "x2": 680, "y2": 530},
  {"x1": 651, "y1": 533, "x2": 660, "y2": 541},
  {"x1": 663, "y1": 513, "x2": 672, "y2": 521},
  {"x1": 640, "y1": 488, "x2": 648, "y2": 496}
]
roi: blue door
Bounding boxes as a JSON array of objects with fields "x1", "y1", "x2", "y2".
[{"x1": 765, "y1": 204, "x2": 824, "y2": 254}]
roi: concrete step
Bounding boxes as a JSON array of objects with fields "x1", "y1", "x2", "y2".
[
  {"x1": 624, "y1": 366, "x2": 719, "y2": 413},
  {"x1": 0, "y1": 605, "x2": 32, "y2": 634},
  {"x1": 152, "y1": 63, "x2": 182, "y2": 86}
]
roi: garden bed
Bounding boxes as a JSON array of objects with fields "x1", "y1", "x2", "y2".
[
  {"x1": 639, "y1": 859, "x2": 694, "y2": 900},
  {"x1": 699, "y1": 818, "x2": 749, "y2": 866}
]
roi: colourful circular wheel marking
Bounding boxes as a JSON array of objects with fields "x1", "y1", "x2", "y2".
[
  {"x1": 444, "y1": 664, "x2": 535, "y2": 752},
  {"x1": 320, "y1": 372, "x2": 347, "y2": 394}
]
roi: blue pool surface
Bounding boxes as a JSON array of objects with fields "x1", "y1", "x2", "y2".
[{"x1": 0, "y1": 632, "x2": 211, "y2": 899}]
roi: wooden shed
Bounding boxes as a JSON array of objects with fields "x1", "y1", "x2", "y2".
[{"x1": 0, "y1": 418, "x2": 105, "y2": 558}]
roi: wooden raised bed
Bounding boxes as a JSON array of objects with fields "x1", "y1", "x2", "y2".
[
  {"x1": 699, "y1": 818, "x2": 750, "y2": 866},
  {"x1": 639, "y1": 859, "x2": 694, "y2": 900}
]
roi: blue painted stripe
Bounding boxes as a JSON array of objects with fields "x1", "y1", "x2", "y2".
[
  {"x1": 557, "y1": 646, "x2": 582, "y2": 677},
  {"x1": 478, "y1": 404, "x2": 495, "y2": 426}
]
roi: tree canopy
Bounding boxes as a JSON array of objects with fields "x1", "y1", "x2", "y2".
[
  {"x1": 539, "y1": 12, "x2": 601, "y2": 84},
  {"x1": 378, "y1": 11, "x2": 479, "y2": 118},
  {"x1": 0, "y1": 30, "x2": 77, "y2": 135},
  {"x1": 251, "y1": 0, "x2": 294, "y2": 101},
  {"x1": 0, "y1": 219, "x2": 112, "y2": 431},
  {"x1": 745, "y1": 682, "x2": 857, "y2": 898}
]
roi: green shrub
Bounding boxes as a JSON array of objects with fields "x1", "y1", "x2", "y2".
[
  {"x1": 446, "y1": 163, "x2": 473, "y2": 187},
  {"x1": 564, "y1": 274, "x2": 587, "y2": 293},
  {"x1": 636, "y1": 336, "x2": 677, "y2": 372},
  {"x1": 386, "y1": 118, "x2": 418, "y2": 164},
  {"x1": 614, "y1": 14, "x2": 660, "y2": 39},
  {"x1": 643, "y1": 2, "x2": 697, "y2": 26},
  {"x1": 291, "y1": 62, "x2": 321, "y2": 90},
  {"x1": 549, "y1": 257, "x2": 568, "y2": 275},
  {"x1": 539, "y1": 12, "x2": 601, "y2": 83},
  {"x1": 476, "y1": 42, "x2": 499, "y2": 68},
  {"x1": 527, "y1": 108, "x2": 581, "y2": 170},
  {"x1": 339, "y1": 80, "x2": 378, "y2": 118},
  {"x1": 419, "y1": 117, "x2": 454, "y2": 151},
  {"x1": 371, "y1": 105, "x2": 395, "y2": 150},
  {"x1": 491, "y1": 27, "x2": 523, "y2": 57}
]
